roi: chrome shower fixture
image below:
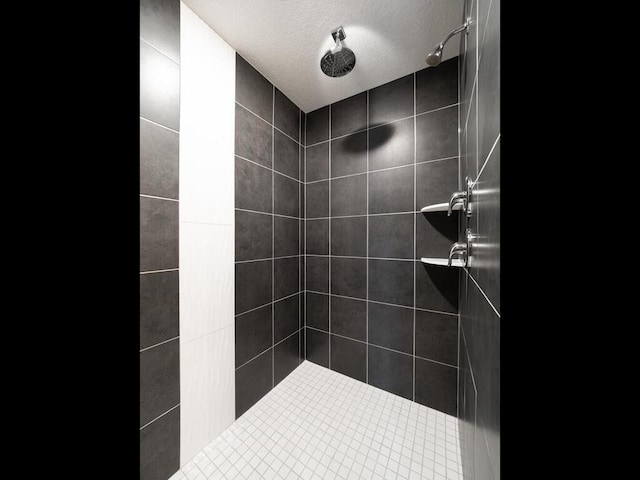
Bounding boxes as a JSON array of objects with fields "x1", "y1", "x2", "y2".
[
  {"x1": 426, "y1": 20, "x2": 470, "y2": 66},
  {"x1": 321, "y1": 26, "x2": 356, "y2": 77}
]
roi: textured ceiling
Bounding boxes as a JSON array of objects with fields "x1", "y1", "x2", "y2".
[{"x1": 183, "y1": 0, "x2": 464, "y2": 113}]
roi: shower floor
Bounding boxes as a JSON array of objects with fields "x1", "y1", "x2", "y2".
[{"x1": 170, "y1": 361, "x2": 462, "y2": 480}]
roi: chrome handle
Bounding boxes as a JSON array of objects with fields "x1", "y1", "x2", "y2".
[
  {"x1": 448, "y1": 191, "x2": 467, "y2": 216},
  {"x1": 448, "y1": 242, "x2": 467, "y2": 266}
]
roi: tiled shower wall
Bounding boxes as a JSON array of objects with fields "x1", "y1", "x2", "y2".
[
  {"x1": 139, "y1": 0, "x2": 181, "y2": 479},
  {"x1": 303, "y1": 59, "x2": 461, "y2": 416},
  {"x1": 234, "y1": 55, "x2": 305, "y2": 418},
  {"x1": 458, "y1": 0, "x2": 501, "y2": 478}
]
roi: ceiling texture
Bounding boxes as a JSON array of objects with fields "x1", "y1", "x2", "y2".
[{"x1": 183, "y1": 0, "x2": 465, "y2": 113}]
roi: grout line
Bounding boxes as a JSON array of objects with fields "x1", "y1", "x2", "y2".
[
  {"x1": 328, "y1": 103, "x2": 332, "y2": 370},
  {"x1": 305, "y1": 254, "x2": 417, "y2": 262},
  {"x1": 140, "y1": 193, "x2": 179, "y2": 202},
  {"x1": 139, "y1": 268, "x2": 179, "y2": 275},
  {"x1": 457, "y1": 52, "x2": 461, "y2": 420},
  {"x1": 235, "y1": 100, "x2": 303, "y2": 147},
  {"x1": 139, "y1": 335, "x2": 179, "y2": 353},
  {"x1": 366, "y1": 88, "x2": 369, "y2": 385},
  {"x1": 235, "y1": 154, "x2": 303, "y2": 185},
  {"x1": 139, "y1": 403, "x2": 180, "y2": 431},
  {"x1": 475, "y1": 133, "x2": 500, "y2": 186},
  {"x1": 235, "y1": 291, "x2": 300, "y2": 318},
  {"x1": 140, "y1": 116, "x2": 180, "y2": 135},
  {"x1": 465, "y1": 267, "x2": 500, "y2": 318},
  {"x1": 139, "y1": 37, "x2": 179, "y2": 66},
  {"x1": 413, "y1": 71, "x2": 417, "y2": 402},
  {"x1": 416, "y1": 102, "x2": 461, "y2": 117},
  {"x1": 235, "y1": 328, "x2": 300, "y2": 371},
  {"x1": 272, "y1": 85, "x2": 275, "y2": 389},
  {"x1": 307, "y1": 210, "x2": 425, "y2": 220},
  {"x1": 234, "y1": 207, "x2": 302, "y2": 221},
  {"x1": 235, "y1": 254, "x2": 300, "y2": 265}
]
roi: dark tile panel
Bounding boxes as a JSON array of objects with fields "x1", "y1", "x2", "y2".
[
  {"x1": 330, "y1": 296, "x2": 366, "y2": 341},
  {"x1": 235, "y1": 260, "x2": 272, "y2": 314},
  {"x1": 415, "y1": 262, "x2": 458, "y2": 313},
  {"x1": 306, "y1": 256, "x2": 329, "y2": 293},
  {"x1": 306, "y1": 328, "x2": 329, "y2": 367},
  {"x1": 274, "y1": 216, "x2": 299, "y2": 257},
  {"x1": 140, "y1": 271, "x2": 179, "y2": 350},
  {"x1": 331, "y1": 216, "x2": 367, "y2": 257},
  {"x1": 367, "y1": 346, "x2": 413, "y2": 400},
  {"x1": 415, "y1": 158, "x2": 459, "y2": 210},
  {"x1": 274, "y1": 332, "x2": 300, "y2": 385},
  {"x1": 140, "y1": 118, "x2": 179, "y2": 199},
  {"x1": 140, "y1": 406, "x2": 180, "y2": 480},
  {"x1": 415, "y1": 310, "x2": 458, "y2": 366},
  {"x1": 331, "y1": 132, "x2": 367, "y2": 177},
  {"x1": 306, "y1": 219, "x2": 329, "y2": 255},
  {"x1": 235, "y1": 350, "x2": 273, "y2": 417},
  {"x1": 463, "y1": 86, "x2": 478, "y2": 182},
  {"x1": 235, "y1": 157, "x2": 272, "y2": 213},
  {"x1": 459, "y1": 340, "x2": 476, "y2": 480},
  {"x1": 416, "y1": 58, "x2": 458, "y2": 114},
  {"x1": 306, "y1": 142, "x2": 329, "y2": 182},
  {"x1": 306, "y1": 292, "x2": 329, "y2": 331},
  {"x1": 302, "y1": 111, "x2": 307, "y2": 146},
  {"x1": 306, "y1": 181, "x2": 329, "y2": 218},
  {"x1": 235, "y1": 104, "x2": 272, "y2": 168},
  {"x1": 235, "y1": 305, "x2": 272, "y2": 367},
  {"x1": 414, "y1": 358, "x2": 457, "y2": 415},
  {"x1": 331, "y1": 174, "x2": 367, "y2": 216},
  {"x1": 306, "y1": 106, "x2": 329, "y2": 145},
  {"x1": 368, "y1": 302, "x2": 413, "y2": 354},
  {"x1": 140, "y1": 0, "x2": 180, "y2": 63},
  {"x1": 368, "y1": 214, "x2": 414, "y2": 259},
  {"x1": 462, "y1": 0, "x2": 478, "y2": 114},
  {"x1": 300, "y1": 146, "x2": 305, "y2": 197},
  {"x1": 274, "y1": 256, "x2": 299, "y2": 300},
  {"x1": 416, "y1": 211, "x2": 459, "y2": 259},
  {"x1": 274, "y1": 173, "x2": 299, "y2": 218},
  {"x1": 140, "y1": 197, "x2": 178, "y2": 272},
  {"x1": 274, "y1": 130, "x2": 299, "y2": 180},
  {"x1": 274, "y1": 294, "x2": 299, "y2": 343},
  {"x1": 140, "y1": 40, "x2": 180, "y2": 131},
  {"x1": 368, "y1": 260, "x2": 413, "y2": 307},
  {"x1": 140, "y1": 340, "x2": 180, "y2": 427},
  {"x1": 331, "y1": 335, "x2": 366, "y2": 382},
  {"x1": 235, "y1": 210, "x2": 272, "y2": 261},
  {"x1": 369, "y1": 118, "x2": 415, "y2": 171},
  {"x1": 235, "y1": 54, "x2": 273, "y2": 123},
  {"x1": 369, "y1": 166, "x2": 414, "y2": 214},
  {"x1": 369, "y1": 73, "x2": 414, "y2": 125},
  {"x1": 274, "y1": 88, "x2": 300, "y2": 141},
  {"x1": 416, "y1": 106, "x2": 458, "y2": 163},
  {"x1": 331, "y1": 257, "x2": 366, "y2": 299},
  {"x1": 331, "y1": 92, "x2": 367, "y2": 138}
]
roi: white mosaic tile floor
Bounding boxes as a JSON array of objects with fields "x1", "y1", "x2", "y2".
[{"x1": 170, "y1": 361, "x2": 462, "y2": 480}]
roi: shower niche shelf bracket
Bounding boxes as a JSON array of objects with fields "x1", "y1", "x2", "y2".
[
  {"x1": 420, "y1": 203, "x2": 462, "y2": 213},
  {"x1": 420, "y1": 257, "x2": 465, "y2": 268}
]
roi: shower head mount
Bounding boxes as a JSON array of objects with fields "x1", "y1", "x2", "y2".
[
  {"x1": 321, "y1": 26, "x2": 356, "y2": 78},
  {"x1": 426, "y1": 20, "x2": 470, "y2": 66}
]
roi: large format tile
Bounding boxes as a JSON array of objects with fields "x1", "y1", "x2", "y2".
[
  {"x1": 368, "y1": 213, "x2": 414, "y2": 259},
  {"x1": 235, "y1": 54, "x2": 273, "y2": 123},
  {"x1": 478, "y1": 0, "x2": 500, "y2": 166},
  {"x1": 414, "y1": 358, "x2": 457, "y2": 415},
  {"x1": 274, "y1": 174, "x2": 300, "y2": 218},
  {"x1": 235, "y1": 104, "x2": 272, "y2": 168},
  {"x1": 416, "y1": 105, "x2": 458, "y2": 163},
  {"x1": 330, "y1": 335, "x2": 366, "y2": 382},
  {"x1": 331, "y1": 92, "x2": 367, "y2": 138},
  {"x1": 274, "y1": 88, "x2": 300, "y2": 141},
  {"x1": 306, "y1": 256, "x2": 329, "y2": 293},
  {"x1": 306, "y1": 142, "x2": 329, "y2": 182},
  {"x1": 234, "y1": 157, "x2": 272, "y2": 213},
  {"x1": 369, "y1": 73, "x2": 414, "y2": 125},
  {"x1": 274, "y1": 293, "x2": 299, "y2": 343},
  {"x1": 330, "y1": 295, "x2": 366, "y2": 341},
  {"x1": 306, "y1": 292, "x2": 329, "y2": 331},
  {"x1": 274, "y1": 130, "x2": 299, "y2": 180},
  {"x1": 140, "y1": 270, "x2": 179, "y2": 350},
  {"x1": 416, "y1": 58, "x2": 458, "y2": 114},
  {"x1": 368, "y1": 166, "x2": 414, "y2": 214},
  {"x1": 305, "y1": 219, "x2": 329, "y2": 255},
  {"x1": 415, "y1": 310, "x2": 458, "y2": 366},
  {"x1": 331, "y1": 216, "x2": 367, "y2": 257},
  {"x1": 180, "y1": 327, "x2": 234, "y2": 463},
  {"x1": 235, "y1": 350, "x2": 273, "y2": 417},
  {"x1": 140, "y1": 118, "x2": 179, "y2": 199},
  {"x1": 235, "y1": 304, "x2": 272, "y2": 367},
  {"x1": 235, "y1": 260, "x2": 272, "y2": 314},
  {"x1": 274, "y1": 216, "x2": 299, "y2": 258},
  {"x1": 367, "y1": 345, "x2": 413, "y2": 400},
  {"x1": 274, "y1": 256, "x2": 300, "y2": 301},
  {"x1": 415, "y1": 158, "x2": 459, "y2": 209},
  {"x1": 368, "y1": 302, "x2": 413, "y2": 354},
  {"x1": 274, "y1": 332, "x2": 299, "y2": 385},
  {"x1": 305, "y1": 328, "x2": 329, "y2": 367},
  {"x1": 235, "y1": 210, "x2": 272, "y2": 261},
  {"x1": 331, "y1": 257, "x2": 366, "y2": 299},
  {"x1": 140, "y1": 406, "x2": 180, "y2": 480},
  {"x1": 306, "y1": 106, "x2": 329, "y2": 145},
  {"x1": 140, "y1": 40, "x2": 180, "y2": 131},
  {"x1": 415, "y1": 262, "x2": 458, "y2": 313},
  {"x1": 140, "y1": 196, "x2": 179, "y2": 272},
  {"x1": 331, "y1": 132, "x2": 367, "y2": 177},
  {"x1": 368, "y1": 260, "x2": 413, "y2": 307},
  {"x1": 140, "y1": 339, "x2": 180, "y2": 427},
  {"x1": 140, "y1": 0, "x2": 180, "y2": 63},
  {"x1": 416, "y1": 211, "x2": 459, "y2": 259},
  {"x1": 305, "y1": 181, "x2": 329, "y2": 218},
  {"x1": 331, "y1": 174, "x2": 367, "y2": 216},
  {"x1": 368, "y1": 118, "x2": 414, "y2": 171}
]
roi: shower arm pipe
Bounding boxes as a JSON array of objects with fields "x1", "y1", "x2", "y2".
[{"x1": 435, "y1": 20, "x2": 470, "y2": 49}]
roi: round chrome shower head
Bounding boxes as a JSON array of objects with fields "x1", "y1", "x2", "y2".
[
  {"x1": 321, "y1": 26, "x2": 356, "y2": 77},
  {"x1": 426, "y1": 45, "x2": 443, "y2": 66}
]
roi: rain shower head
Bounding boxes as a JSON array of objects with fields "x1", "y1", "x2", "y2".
[
  {"x1": 321, "y1": 27, "x2": 356, "y2": 78},
  {"x1": 426, "y1": 21, "x2": 469, "y2": 67}
]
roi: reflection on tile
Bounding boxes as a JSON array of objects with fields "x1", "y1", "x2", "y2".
[
  {"x1": 140, "y1": 0, "x2": 180, "y2": 63},
  {"x1": 140, "y1": 40, "x2": 180, "y2": 131}
]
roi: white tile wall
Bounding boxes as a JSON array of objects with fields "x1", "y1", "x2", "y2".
[
  {"x1": 180, "y1": 0, "x2": 236, "y2": 467},
  {"x1": 171, "y1": 361, "x2": 462, "y2": 480}
]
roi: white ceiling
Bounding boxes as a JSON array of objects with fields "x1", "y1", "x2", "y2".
[{"x1": 183, "y1": 0, "x2": 464, "y2": 113}]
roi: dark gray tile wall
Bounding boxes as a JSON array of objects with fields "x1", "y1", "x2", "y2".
[
  {"x1": 458, "y1": 0, "x2": 501, "y2": 479},
  {"x1": 235, "y1": 54, "x2": 304, "y2": 418},
  {"x1": 303, "y1": 59, "x2": 461, "y2": 416},
  {"x1": 139, "y1": 1, "x2": 180, "y2": 478}
]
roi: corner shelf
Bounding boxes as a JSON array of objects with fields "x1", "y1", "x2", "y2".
[
  {"x1": 420, "y1": 257, "x2": 465, "y2": 268},
  {"x1": 420, "y1": 203, "x2": 462, "y2": 213}
]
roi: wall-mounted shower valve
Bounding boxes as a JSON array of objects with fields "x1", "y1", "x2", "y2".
[
  {"x1": 448, "y1": 191, "x2": 466, "y2": 216},
  {"x1": 448, "y1": 242, "x2": 467, "y2": 266}
]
